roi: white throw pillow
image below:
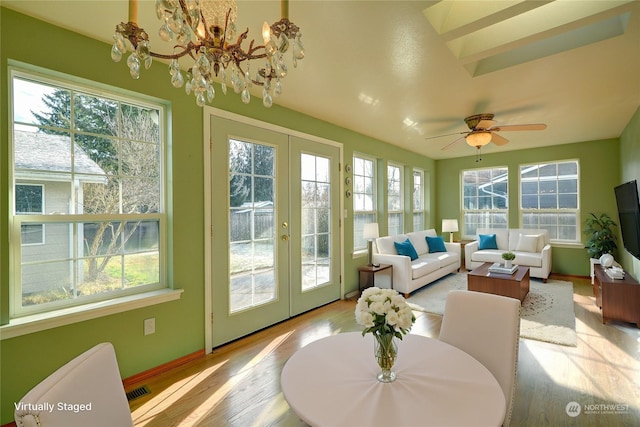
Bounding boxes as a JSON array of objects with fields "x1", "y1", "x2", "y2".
[{"x1": 516, "y1": 234, "x2": 540, "y2": 253}]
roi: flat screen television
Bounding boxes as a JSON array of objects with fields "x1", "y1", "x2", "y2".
[{"x1": 614, "y1": 180, "x2": 640, "y2": 260}]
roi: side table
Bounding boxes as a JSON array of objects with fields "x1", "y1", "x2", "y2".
[
  {"x1": 357, "y1": 264, "x2": 393, "y2": 293},
  {"x1": 593, "y1": 265, "x2": 640, "y2": 327}
]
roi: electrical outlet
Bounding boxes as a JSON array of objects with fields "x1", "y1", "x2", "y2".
[{"x1": 144, "y1": 317, "x2": 155, "y2": 335}]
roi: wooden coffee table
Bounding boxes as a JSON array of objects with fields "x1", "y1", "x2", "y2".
[{"x1": 467, "y1": 262, "x2": 530, "y2": 302}]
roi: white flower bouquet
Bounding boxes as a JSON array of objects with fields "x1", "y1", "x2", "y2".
[
  {"x1": 355, "y1": 287, "x2": 415, "y2": 382},
  {"x1": 355, "y1": 287, "x2": 415, "y2": 338}
]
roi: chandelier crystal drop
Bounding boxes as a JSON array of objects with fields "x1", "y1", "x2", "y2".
[{"x1": 111, "y1": 0, "x2": 305, "y2": 108}]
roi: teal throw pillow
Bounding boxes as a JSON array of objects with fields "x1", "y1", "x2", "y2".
[
  {"x1": 478, "y1": 234, "x2": 498, "y2": 250},
  {"x1": 426, "y1": 236, "x2": 447, "y2": 253},
  {"x1": 394, "y1": 239, "x2": 419, "y2": 261}
]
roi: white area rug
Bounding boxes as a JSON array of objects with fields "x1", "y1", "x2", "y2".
[{"x1": 407, "y1": 273, "x2": 577, "y2": 347}]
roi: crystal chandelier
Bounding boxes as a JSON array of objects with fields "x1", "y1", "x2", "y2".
[{"x1": 111, "y1": 0, "x2": 305, "y2": 108}]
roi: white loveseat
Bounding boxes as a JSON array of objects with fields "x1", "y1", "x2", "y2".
[
  {"x1": 465, "y1": 228, "x2": 552, "y2": 282},
  {"x1": 373, "y1": 229, "x2": 461, "y2": 297}
]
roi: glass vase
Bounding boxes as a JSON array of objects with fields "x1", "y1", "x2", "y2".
[{"x1": 374, "y1": 334, "x2": 397, "y2": 383}]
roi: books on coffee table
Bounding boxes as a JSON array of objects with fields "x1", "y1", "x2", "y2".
[{"x1": 488, "y1": 263, "x2": 518, "y2": 275}]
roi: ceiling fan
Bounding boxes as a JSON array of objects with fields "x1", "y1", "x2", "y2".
[{"x1": 426, "y1": 113, "x2": 547, "y2": 160}]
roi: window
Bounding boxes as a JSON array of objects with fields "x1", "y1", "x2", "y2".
[
  {"x1": 387, "y1": 163, "x2": 403, "y2": 236},
  {"x1": 520, "y1": 160, "x2": 579, "y2": 242},
  {"x1": 413, "y1": 169, "x2": 426, "y2": 231},
  {"x1": 16, "y1": 184, "x2": 44, "y2": 245},
  {"x1": 353, "y1": 156, "x2": 376, "y2": 251},
  {"x1": 10, "y1": 69, "x2": 167, "y2": 317},
  {"x1": 462, "y1": 167, "x2": 508, "y2": 236}
]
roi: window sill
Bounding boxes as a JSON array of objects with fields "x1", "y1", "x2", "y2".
[
  {"x1": 0, "y1": 288, "x2": 183, "y2": 340},
  {"x1": 352, "y1": 249, "x2": 368, "y2": 259},
  {"x1": 550, "y1": 241, "x2": 585, "y2": 249}
]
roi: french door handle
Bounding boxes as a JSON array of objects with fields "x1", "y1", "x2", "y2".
[{"x1": 281, "y1": 234, "x2": 289, "y2": 241}]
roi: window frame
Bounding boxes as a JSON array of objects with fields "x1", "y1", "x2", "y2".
[
  {"x1": 519, "y1": 159, "x2": 581, "y2": 244},
  {"x1": 412, "y1": 168, "x2": 426, "y2": 231},
  {"x1": 461, "y1": 166, "x2": 509, "y2": 238},
  {"x1": 352, "y1": 154, "x2": 377, "y2": 252},
  {"x1": 387, "y1": 162, "x2": 404, "y2": 236},
  {"x1": 8, "y1": 65, "x2": 171, "y2": 319}
]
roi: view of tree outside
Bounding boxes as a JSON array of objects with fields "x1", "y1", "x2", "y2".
[
  {"x1": 387, "y1": 163, "x2": 403, "y2": 236},
  {"x1": 300, "y1": 153, "x2": 331, "y2": 291},
  {"x1": 353, "y1": 156, "x2": 376, "y2": 251},
  {"x1": 228, "y1": 139, "x2": 277, "y2": 312},
  {"x1": 12, "y1": 74, "x2": 163, "y2": 312}
]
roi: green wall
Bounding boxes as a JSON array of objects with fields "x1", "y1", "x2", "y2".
[
  {"x1": 619, "y1": 106, "x2": 640, "y2": 277},
  {"x1": 0, "y1": 8, "x2": 205, "y2": 424},
  {"x1": 435, "y1": 139, "x2": 621, "y2": 276},
  {"x1": 1, "y1": 7, "x2": 638, "y2": 425},
  {"x1": 0, "y1": 8, "x2": 435, "y2": 423}
]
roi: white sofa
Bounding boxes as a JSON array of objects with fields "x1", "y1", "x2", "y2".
[
  {"x1": 465, "y1": 228, "x2": 552, "y2": 282},
  {"x1": 373, "y1": 229, "x2": 461, "y2": 297}
]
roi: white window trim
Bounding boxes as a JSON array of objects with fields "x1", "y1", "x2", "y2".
[
  {"x1": 353, "y1": 154, "x2": 378, "y2": 253},
  {"x1": 412, "y1": 168, "x2": 426, "y2": 231},
  {"x1": 0, "y1": 289, "x2": 183, "y2": 340},
  {"x1": 8, "y1": 63, "x2": 175, "y2": 323},
  {"x1": 387, "y1": 162, "x2": 404, "y2": 235},
  {"x1": 461, "y1": 166, "x2": 509, "y2": 239},
  {"x1": 519, "y1": 159, "x2": 581, "y2": 244}
]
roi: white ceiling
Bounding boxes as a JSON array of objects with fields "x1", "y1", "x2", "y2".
[{"x1": 4, "y1": 0, "x2": 640, "y2": 159}]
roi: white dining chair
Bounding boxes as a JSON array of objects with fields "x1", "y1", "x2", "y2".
[
  {"x1": 439, "y1": 290, "x2": 521, "y2": 427},
  {"x1": 14, "y1": 342, "x2": 134, "y2": 427}
]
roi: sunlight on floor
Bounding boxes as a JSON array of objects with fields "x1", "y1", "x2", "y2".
[
  {"x1": 300, "y1": 322, "x2": 335, "y2": 347},
  {"x1": 249, "y1": 392, "x2": 291, "y2": 426},
  {"x1": 175, "y1": 330, "x2": 295, "y2": 426},
  {"x1": 132, "y1": 361, "x2": 228, "y2": 425},
  {"x1": 527, "y1": 313, "x2": 640, "y2": 407}
]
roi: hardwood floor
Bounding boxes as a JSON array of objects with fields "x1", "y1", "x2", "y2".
[{"x1": 127, "y1": 275, "x2": 640, "y2": 426}]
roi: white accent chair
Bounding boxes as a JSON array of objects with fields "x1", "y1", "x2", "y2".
[
  {"x1": 14, "y1": 342, "x2": 133, "y2": 427},
  {"x1": 439, "y1": 290, "x2": 521, "y2": 427}
]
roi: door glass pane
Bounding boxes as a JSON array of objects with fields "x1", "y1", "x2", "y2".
[
  {"x1": 229, "y1": 139, "x2": 276, "y2": 313},
  {"x1": 301, "y1": 154, "x2": 331, "y2": 291}
]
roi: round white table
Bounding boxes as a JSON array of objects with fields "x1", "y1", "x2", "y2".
[{"x1": 281, "y1": 332, "x2": 506, "y2": 427}]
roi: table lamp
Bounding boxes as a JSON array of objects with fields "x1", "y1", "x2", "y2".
[
  {"x1": 363, "y1": 223, "x2": 379, "y2": 266},
  {"x1": 442, "y1": 219, "x2": 458, "y2": 243}
]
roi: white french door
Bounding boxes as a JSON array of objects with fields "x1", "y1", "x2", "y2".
[{"x1": 208, "y1": 115, "x2": 341, "y2": 347}]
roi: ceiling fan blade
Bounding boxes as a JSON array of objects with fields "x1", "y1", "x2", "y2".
[
  {"x1": 491, "y1": 132, "x2": 509, "y2": 146},
  {"x1": 425, "y1": 131, "x2": 466, "y2": 141},
  {"x1": 476, "y1": 119, "x2": 496, "y2": 129},
  {"x1": 491, "y1": 124, "x2": 547, "y2": 132},
  {"x1": 441, "y1": 135, "x2": 466, "y2": 150}
]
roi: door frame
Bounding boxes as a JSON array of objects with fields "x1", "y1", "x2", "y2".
[{"x1": 203, "y1": 106, "x2": 344, "y2": 353}]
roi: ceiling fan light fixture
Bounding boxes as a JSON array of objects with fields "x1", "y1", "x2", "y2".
[{"x1": 466, "y1": 131, "x2": 492, "y2": 147}]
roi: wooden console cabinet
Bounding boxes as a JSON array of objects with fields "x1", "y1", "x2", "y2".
[{"x1": 593, "y1": 265, "x2": 640, "y2": 327}]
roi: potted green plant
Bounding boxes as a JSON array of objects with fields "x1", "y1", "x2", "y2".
[
  {"x1": 502, "y1": 251, "x2": 516, "y2": 268},
  {"x1": 584, "y1": 213, "x2": 617, "y2": 259}
]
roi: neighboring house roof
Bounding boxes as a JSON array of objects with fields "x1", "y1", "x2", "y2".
[{"x1": 14, "y1": 130, "x2": 106, "y2": 182}]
